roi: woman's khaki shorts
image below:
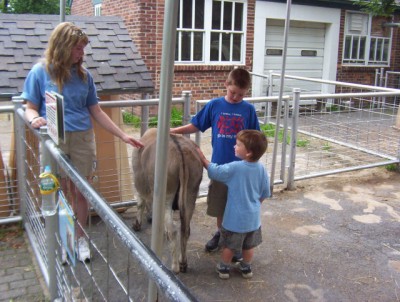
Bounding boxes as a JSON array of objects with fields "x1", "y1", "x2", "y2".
[
  {"x1": 57, "y1": 129, "x2": 96, "y2": 177},
  {"x1": 206, "y1": 180, "x2": 228, "y2": 217}
]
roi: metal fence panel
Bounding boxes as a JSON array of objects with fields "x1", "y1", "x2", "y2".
[
  {"x1": 12, "y1": 97, "x2": 197, "y2": 301},
  {"x1": 0, "y1": 105, "x2": 20, "y2": 221}
]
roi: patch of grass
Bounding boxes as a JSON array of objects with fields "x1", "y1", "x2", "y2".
[
  {"x1": 327, "y1": 105, "x2": 339, "y2": 112},
  {"x1": 261, "y1": 123, "x2": 286, "y2": 143},
  {"x1": 385, "y1": 163, "x2": 399, "y2": 172},
  {"x1": 147, "y1": 107, "x2": 184, "y2": 128},
  {"x1": 170, "y1": 107, "x2": 184, "y2": 127},
  {"x1": 322, "y1": 143, "x2": 332, "y2": 151},
  {"x1": 261, "y1": 123, "x2": 309, "y2": 147},
  {"x1": 296, "y1": 139, "x2": 310, "y2": 148},
  {"x1": 122, "y1": 111, "x2": 141, "y2": 128}
]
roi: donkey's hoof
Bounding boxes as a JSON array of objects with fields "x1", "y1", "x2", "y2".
[
  {"x1": 132, "y1": 221, "x2": 141, "y2": 231},
  {"x1": 179, "y1": 262, "x2": 188, "y2": 273}
]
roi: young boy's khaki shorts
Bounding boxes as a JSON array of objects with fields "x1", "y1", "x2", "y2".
[
  {"x1": 57, "y1": 129, "x2": 96, "y2": 178},
  {"x1": 206, "y1": 180, "x2": 228, "y2": 217}
]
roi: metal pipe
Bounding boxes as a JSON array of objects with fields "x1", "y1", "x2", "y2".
[
  {"x1": 99, "y1": 97, "x2": 185, "y2": 108},
  {"x1": 13, "y1": 99, "x2": 26, "y2": 222},
  {"x1": 60, "y1": 0, "x2": 65, "y2": 23},
  {"x1": 148, "y1": 0, "x2": 179, "y2": 301},
  {"x1": 382, "y1": 22, "x2": 400, "y2": 27},
  {"x1": 287, "y1": 89, "x2": 301, "y2": 190},
  {"x1": 182, "y1": 91, "x2": 192, "y2": 138},
  {"x1": 294, "y1": 160, "x2": 399, "y2": 181},
  {"x1": 269, "y1": 72, "x2": 400, "y2": 93},
  {"x1": 270, "y1": 0, "x2": 292, "y2": 195},
  {"x1": 141, "y1": 104, "x2": 149, "y2": 137},
  {"x1": 0, "y1": 216, "x2": 22, "y2": 224}
]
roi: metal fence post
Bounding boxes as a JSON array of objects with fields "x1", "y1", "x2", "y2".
[
  {"x1": 195, "y1": 101, "x2": 202, "y2": 146},
  {"x1": 265, "y1": 70, "x2": 274, "y2": 125},
  {"x1": 141, "y1": 93, "x2": 150, "y2": 136},
  {"x1": 39, "y1": 129, "x2": 59, "y2": 300},
  {"x1": 45, "y1": 211, "x2": 58, "y2": 300},
  {"x1": 287, "y1": 88, "x2": 301, "y2": 190},
  {"x1": 182, "y1": 91, "x2": 192, "y2": 138},
  {"x1": 12, "y1": 97, "x2": 27, "y2": 221}
]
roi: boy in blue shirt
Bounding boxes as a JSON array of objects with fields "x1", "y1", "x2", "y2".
[
  {"x1": 171, "y1": 68, "x2": 260, "y2": 258},
  {"x1": 197, "y1": 130, "x2": 270, "y2": 279}
]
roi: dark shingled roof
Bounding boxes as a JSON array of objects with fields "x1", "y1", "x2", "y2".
[{"x1": 0, "y1": 14, "x2": 154, "y2": 99}]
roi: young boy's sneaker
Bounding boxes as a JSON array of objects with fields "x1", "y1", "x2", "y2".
[
  {"x1": 216, "y1": 262, "x2": 230, "y2": 279},
  {"x1": 234, "y1": 261, "x2": 253, "y2": 279},
  {"x1": 205, "y1": 231, "x2": 220, "y2": 252}
]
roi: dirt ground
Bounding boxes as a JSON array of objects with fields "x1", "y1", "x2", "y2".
[
  {"x1": 2, "y1": 156, "x2": 399, "y2": 301},
  {"x1": 1, "y1": 119, "x2": 399, "y2": 301},
  {"x1": 127, "y1": 166, "x2": 400, "y2": 302}
]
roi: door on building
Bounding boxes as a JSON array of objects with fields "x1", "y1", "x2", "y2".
[{"x1": 264, "y1": 19, "x2": 326, "y2": 96}]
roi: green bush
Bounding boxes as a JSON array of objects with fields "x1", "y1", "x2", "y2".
[
  {"x1": 149, "y1": 107, "x2": 184, "y2": 127},
  {"x1": 123, "y1": 107, "x2": 184, "y2": 128},
  {"x1": 122, "y1": 111, "x2": 141, "y2": 128}
]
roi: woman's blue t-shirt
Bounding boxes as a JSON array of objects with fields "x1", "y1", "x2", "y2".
[{"x1": 21, "y1": 62, "x2": 98, "y2": 132}]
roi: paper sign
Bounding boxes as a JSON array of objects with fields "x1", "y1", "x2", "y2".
[
  {"x1": 45, "y1": 91, "x2": 65, "y2": 145},
  {"x1": 58, "y1": 191, "x2": 76, "y2": 266}
]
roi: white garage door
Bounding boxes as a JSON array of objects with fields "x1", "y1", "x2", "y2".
[{"x1": 264, "y1": 19, "x2": 326, "y2": 96}]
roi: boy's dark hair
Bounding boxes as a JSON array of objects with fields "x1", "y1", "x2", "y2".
[
  {"x1": 237, "y1": 130, "x2": 268, "y2": 161},
  {"x1": 227, "y1": 68, "x2": 251, "y2": 90}
]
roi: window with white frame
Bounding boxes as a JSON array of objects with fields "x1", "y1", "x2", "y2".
[
  {"x1": 343, "y1": 12, "x2": 391, "y2": 66},
  {"x1": 94, "y1": 3, "x2": 102, "y2": 16},
  {"x1": 175, "y1": 0, "x2": 246, "y2": 64}
]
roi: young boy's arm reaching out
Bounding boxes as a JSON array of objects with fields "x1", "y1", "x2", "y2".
[
  {"x1": 196, "y1": 146, "x2": 210, "y2": 169},
  {"x1": 171, "y1": 123, "x2": 199, "y2": 135}
]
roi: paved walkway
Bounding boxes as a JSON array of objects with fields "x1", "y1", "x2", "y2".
[
  {"x1": 1, "y1": 167, "x2": 399, "y2": 301},
  {"x1": 0, "y1": 225, "x2": 47, "y2": 302}
]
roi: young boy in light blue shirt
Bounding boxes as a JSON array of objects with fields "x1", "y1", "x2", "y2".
[{"x1": 197, "y1": 130, "x2": 270, "y2": 279}]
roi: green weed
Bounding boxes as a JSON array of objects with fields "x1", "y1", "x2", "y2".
[
  {"x1": 122, "y1": 107, "x2": 184, "y2": 128},
  {"x1": 261, "y1": 123, "x2": 309, "y2": 147},
  {"x1": 122, "y1": 111, "x2": 141, "y2": 128},
  {"x1": 385, "y1": 163, "x2": 399, "y2": 172}
]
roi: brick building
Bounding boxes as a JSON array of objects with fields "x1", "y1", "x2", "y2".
[{"x1": 71, "y1": 0, "x2": 400, "y2": 101}]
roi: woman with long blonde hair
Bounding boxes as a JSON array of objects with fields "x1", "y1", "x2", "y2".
[{"x1": 22, "y1": 22, "x2": 143, "y2": 263}]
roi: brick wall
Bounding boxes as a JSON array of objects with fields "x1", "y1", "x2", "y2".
[
  {"x1": 71, "y1": 2, "x2": 399, "y2": 103},
  {"x1": 71, "y1": 0, "x2": 93, "y2": 15},
  {"x1": 71, "y1": 0, "x2": 255, "y2": 107}
]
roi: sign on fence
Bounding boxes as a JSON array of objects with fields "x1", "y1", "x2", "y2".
[
  {"x1": 58, "y1": 191, "x2": 76, "y2": 266},
  {"x1": 45, "y1": 91, "x2": 65, "y2": 145}
]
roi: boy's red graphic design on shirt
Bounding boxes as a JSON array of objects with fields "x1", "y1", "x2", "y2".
[{"x1": 217, "y1": 115, "x2": 244, "y2": 135}]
